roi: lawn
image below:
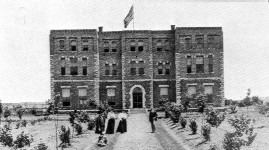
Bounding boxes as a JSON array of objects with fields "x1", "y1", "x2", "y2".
[
  {"x1": 0, "y1": 113, "x2": 119, "y2": 150},
  {"x1": 162, "y1": 106, "x2": 269, "y2": 150}
]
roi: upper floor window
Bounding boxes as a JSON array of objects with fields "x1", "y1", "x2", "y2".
[
  {"x1": 139, "y1": 68, "x2": 144, "y2": 75},
  {"x1": 103, "y1": 41, "x2": 109, "y2": 47},
  {"x1": 70, "y1": 66, "x2": 78, "y2": 75},
  {"x1": 130, "y1": 46, "x2": 136, "y2": 51},
  {"x1": 165, "y1": 69, "x2": 170, "y2": 75},
  {"x1": 130, "y1": 68, "x2": 136, "y2": 75},
  {"x1": 196, "y1": 56, "x2": 204, "y2": 73},
  {"x1": 196, "y1": 35, "x2": 204, "y2": 48},
  {"x1": 70, "y1": 57, "x2": 78, "y2": 63},
  {"x1": 111, "y1": 49, "x2": 117, "y2": 52},
  {"x1": 105, "y1": 64, "x2": 110, "y2": 75},
  {"x1": 138, "y1": 46, "x2": 143, "y2": 52},
  {"x1": 83, "y1": 66, "x2": 87, "y2": 75},
  {"x1": 208, "y1": 55, "x2": 213, "y2": 73},
  {"x1": 164, "y1": 40, "x2": 170, "y2": 51},
  {"x1": 187, "y1": 56, "x2": 192, "y2": 73},
  {"x1": 104, "y1": 48, "x2": 109, "y2": 52},
  {"x1": 111, "y1": 41, "x2": 117, "y2": 52},
  {"x1": 112, "y1": 64, "x2": 117, "y2": 75},
  {"x1": 61, "y1": 67, "x2": 66, "y2": 75},
  {"x1": 59, "y1": 40, "x2": 65, "y2": 50},
  {"x1": 82, "y1": 40, "x2": 89, "y2": 51},
  {"x1": 70, "y1": 40, "x2": 77, "y2": 51},
  {"x1": 156, "y1": 40, "x2": 162, "y2": 51}
]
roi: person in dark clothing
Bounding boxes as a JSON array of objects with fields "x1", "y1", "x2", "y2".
[
  {"x1": 116, "y1": 110, "x2": 128, "y2": 133},
  {"x1": 149, "y1": 108, "x2": 158, "y2": 133},
  {"x1": 106, "y1": 109, "x2": 116, "y2": 134},
  {"x1": 95, "y1": 111, "x2": 105, "y2": 134}
]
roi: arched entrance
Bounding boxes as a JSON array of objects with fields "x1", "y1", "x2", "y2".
[{"x1": 129, "y1": 85, "x2": 146, "y2": 108}]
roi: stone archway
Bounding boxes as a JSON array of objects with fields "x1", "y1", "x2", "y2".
[{"x1": 129, "y1": 85, "x2": 146, "y2": 108}]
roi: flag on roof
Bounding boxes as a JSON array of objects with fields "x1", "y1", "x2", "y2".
[{"x1": 124, "y1": 5, "x2": 134, "y2": 28}]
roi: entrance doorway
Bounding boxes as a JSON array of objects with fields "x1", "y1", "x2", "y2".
[{"x1": 133, "y1": 93, "x2": 143, "y2": 108}]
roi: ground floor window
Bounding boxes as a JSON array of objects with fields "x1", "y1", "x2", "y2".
[
  {"x1": 62, "y1": 101, "x2": 70, "y2": 106},
  {"x1": 187, "y1": 85, "x2": 197, "y2": 98}
]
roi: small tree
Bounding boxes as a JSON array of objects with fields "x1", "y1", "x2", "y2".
[
  {"x1": 17, "y1": 108, "x2": 25, "y2": 120},
  {"x1": 13, "y1": 131, "x2": 33, "y2": 148},
  {"x1": 0, "y1": 100, "x2": 3, "y2": 125},
  {"x1": 59, "y1": 125, "x2": 71, "y2": 147},
  {"x1": 3, "y1": 107, "x2": 11, "y2": 119}
]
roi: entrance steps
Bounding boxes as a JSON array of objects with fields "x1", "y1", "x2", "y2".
[{"x1": 129, "y1": 108, "x2": 148, "y2": 114}]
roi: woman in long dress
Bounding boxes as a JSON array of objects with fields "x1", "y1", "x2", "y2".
[
  {"x1": 95, "y1": 111, "x2": 105, "y2": 134},
  {"x1": 116, "y1": 110, "x2": 127, "y2": 133},
  {"x1": 105, "y1": 109, "x2": 116, "y2": 134}
]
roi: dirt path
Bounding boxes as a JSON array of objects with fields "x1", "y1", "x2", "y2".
[{"x1": 109, "y1": 112, "x2": 189, "y2": 150}]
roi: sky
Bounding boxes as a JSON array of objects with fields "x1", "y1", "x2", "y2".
[{"x1": 0, "y1": 0, "x2": 268, "y2": 103}]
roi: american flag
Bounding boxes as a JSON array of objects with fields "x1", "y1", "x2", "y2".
[{"x1": 124, "y1": 6, "x2": 134, "y2": 28}]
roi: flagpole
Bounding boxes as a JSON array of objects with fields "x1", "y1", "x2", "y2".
[{"x1": 132, "y1": 5, "x2": 134, "y2": 34}]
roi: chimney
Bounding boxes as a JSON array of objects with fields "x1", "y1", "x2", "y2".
[
  {"x1": 98, "y1": 26, "x2": 103, "y2": 32},
  {"x1": 171, "y1": 25, "x2": 175, "y2": 31}
]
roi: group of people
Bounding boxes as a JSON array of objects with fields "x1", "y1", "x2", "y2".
[{"x1": 95, "y1": 109, "x2": 128, "y2": 147}]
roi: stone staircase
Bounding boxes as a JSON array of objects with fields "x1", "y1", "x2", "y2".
[{"x1": 129, "y1": 108, "x2": 148, "y2": 114}]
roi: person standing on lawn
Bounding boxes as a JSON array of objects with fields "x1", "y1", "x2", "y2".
[
  {"x1": 116, "y1": 110, "x2": 128, "y2": 133},
  {"x1": 149, "y1": 108, "x2": 158, "y2": 133},
  {"x1": 95, "y1": 111, "x2": 105, "y2": 134},
  {"x1": 106, "y1": 109, "x2": 116, "y2": 134}
]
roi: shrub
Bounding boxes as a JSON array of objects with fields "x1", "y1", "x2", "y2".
[
  {"x1": 16, "y1": 108, "x2": 25, "y2": 120},
  {"x1": 180, "y1": 117, "x2": 187, "y2": 128},
  {"x1": 15, "y1": 122, "x2": 20, "y2": 129},
  {"x1": 34, "y1": 142, "x2": 48, "y2": 150},
  {"x1": 75, "y1": 123, "x2": 82, "y2": 135},
  {"x1": 223, "y1": 115, "x2": 257, "y2": 150},
  {"x1": 256, "y1": 105, "x2": 269, "y2": 115},
  {"x1": 59, "y1": 125, "x2": 71, "y2": 147},
  {"x1": 189, "y1": 119, "x2": 197, "y2": 134},
  {"x1": 3, "y1": 108, "x2": 11, "y2": 119},
  {"x1": 201, "y1": 123, "x2": 211, "y2": 141},
  {"x1": 206, "y1": 108, "x2": 225, "y2": 127},
  {"x1": 21, "y1": 120, "x2": 27, "y2": 127},
  {"x1": 87, "y1": 117, "x2": 95, "y2": 130},
  {"x1": 229, "y1": 105, "x2": 237, "y2": 114},
  {"x1": 30, "y1": 120, "x2": 36, "y2": 126},
  {"x1": 0, "y1": 124, "x2": 13, "y2": 147},
  {"x1": 13, "y1": 131, "x2": 33, "y2": 148}
]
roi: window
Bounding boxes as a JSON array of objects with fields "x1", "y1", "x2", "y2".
[
  {"x1": 107, "y1": 88, "x2": 115, "y2": 96},
  {"x1": 187, "y1": 85, "x2": 196, "y2": 97},
  {"x1": 70, "y1": 40, "x2": 77, "y2": 51},
  {"x1": 204, "y1": 85, "x2": 213, "y2": 103},
  {"x1": 62, "y1": 101, "x2": 70, "y2": 106},
  {"x1": 165, "y1": 69, "x2": 170, "y2": 75},
  {"x1": 196, "y1": 35, "x2": 204, "y2": 48},
  {"x1": 103, "y1": 41, "x2": 109, "y2": 47},
  {"x1": 130, "y1": 46, "x2": 136, "y2": 51},
  {"x1": 78, "y1": 88, "x2": 87, "y2": 97},
  {"x1": 139, "y1": 60, "x2": 144, "y2": 63},
  {"x1": 70, "y1": 57, "x2": 78, "y2": 63},
  {"x1": 130, "y1": 60, "x2": 136, "y2": 64},
  {"x1": 62, "y1": 88, "x2": 70, "y2": 97},
  {"x1": 82, "y1": 40, "x2": 89, "y2": 51},
  {"x1": 83, "y1": 66, "x2": 87, "y2": 75},
  {"x1": 130, "y1": 68, "x2": 136, "y2": 75},
  {"x1": 59, "y1": 40, "x2": 65, "y2": 49},
  {"x1": 70, "y1": 66, "x2": 78, "y2": 75},
  {"x1": 112, "y1": 64, "x2": 117, "y2": 75},
  {"x1": 158, "y1": 69, "x2": 163, "y2": 75},
  {"x1": 196, "y1": 56, "x2": 204, "y2": 73},
  {"x1": 164, "y1": 40, "x2": 170, "y2": 51},
  {"x1": 157, "y1": 48, "x2": 162, "y2": 51},
  {"x1": 105, "y1": 64, "x2": 110, "y2": 75},
  {"x1": 61, "y1": 57, "x2": 65, "y2": 60},
  {"x1": 61, "y1": 67, "x2": 66, "y2": 75},
  {"x1": 160, "y1": 87, "x2": 168, "y2": 96},
  {"x1": 111, "y1": 49, "x2": 117, "y2": 52},
  {"x1": 185, "y1": 37, "x2": 191, "y2": 49},
  {"x1": 82, "y1": 57, "x2": 87, "y2": 61},
  {"x1": 80, "y1": 100, "x2": 87, "y2": 105},
  {"x1": 104, "y1": 48, "x2": 109, "y2": 52},
  {"x1": 187, "y1": 56, "x2": 192, "y2": 73},
  {"x1": 208, "y1": 55, "x2": 213, "y2": 73},
  {"x1": 208, "y1": 36, "x2": 214, "y2": 44},
  {"x1": 139, "y1": 68, "x2": 144, "y2": 75},
  {"x1": 108, "y1": 102, "x2": 116, "y2": 106},
  {"x1": 138, "y1": 46, "x2": 143, "y2": 52}
]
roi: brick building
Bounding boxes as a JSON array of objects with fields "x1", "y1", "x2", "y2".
[{"x1": 50, "y1": 25, "x2": 224, "y2": 110}]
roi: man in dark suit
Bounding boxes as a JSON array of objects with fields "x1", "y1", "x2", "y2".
[{"x1": 149, "y1": 108, "x2": 158, "y2": 133}]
